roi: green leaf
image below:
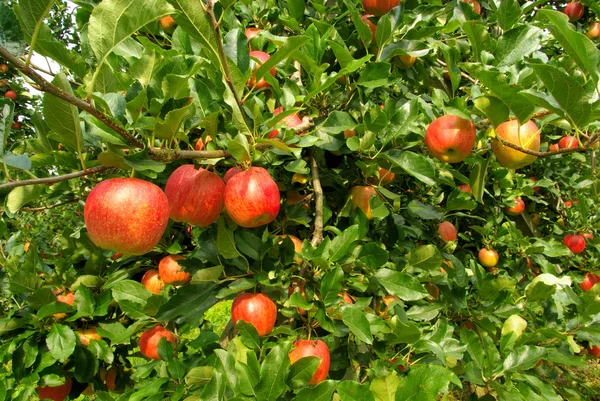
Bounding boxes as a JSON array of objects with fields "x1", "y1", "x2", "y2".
[
  {"x1": 374, "y1": 269, "x2": 428, "y2": 301},
  {"x1": 395, "y1": 365, "x2": 457, "y2": 401},
  {"x1": 380, "y1": 40, "x2": 430, "y2": 62},
  {"x1": 461, "y1": 63, "x2": 535, "y2": 124},
  {"x1": 295, "y1": 380, "x2": 337, "y2": 401},
  {"x1": 407, "y1": 200, "x2": 442, "y2": 220},
  {"x1": 342, "y1": 306, "x2": 373, "y2": 344},
  {"x1": 537, "y1": 10, "x2": 600, "y2": 85},
  {"x1": 97, "y1": 321, "x2": 142, "y2": 345},
  {"x1": 525, "y1": 274, "x2": 571, "y2": 301},
  {"x1": 499, "y1": 346, "x2": 547, "y2": 375},
  {"x1": 155, "y1": 283, "x2": 218, "y2": 325},
  {"x1": 370, "y1": 372, "x2": 401, "y2": 401},
  {"x1": 186, "y1": 366, "x2": 214, "y2": 386},
  {"x1": 111, "y1": 280, "x2": 152, "y2": 305},
  {"x1": 0, "y1": 4, "x2": 24, "y2": 57},
  {"x1": 288, "y1": 356, "x2": 320, "y2": 388},
  {"x1": 217, "y1": 218, "x2": 242, "y2": 259},
  {"x1": 473, "y1": 96, "x2": 509, "y2": 128},
  {"x1": 383, "y1": 150, "x2": 436, "y2": 186},
  {"x1": 358, "y1": 63, "x2": 392, "y2": 88},
  {"x1": 495, "y1": 26, "x2": 542, "y2": 68},
  {"x1": 224, "y1": 28, "x2": 250, "y2": 74},
  {"x1": 496, "y1": 0, "x2": 520, "y2": 30},
  {"x1": 320, "y1": 266, "x2": 344, "y2": 306},
  {"x1": 461, "y1": 21, "x2": 491, "y2": 62},
  {"x1": 530, "y1": 239, "x2": 571, "y2": 257},
  {"x1": 255, "y1": 341, "x2": 292, "y2": 401},
  {"x1": 254, "y1": 35, "x2": 310, "y2": 84},
  {"x1": 446, "y1": 189, "x2": 477, "y2": 211},
  {"x1": 215, "y1": 349, "x2": 242, "y2": 395},
  {"x1": 72, "y1": 346, "x2": 99, "y2": 383},
  {"x1": 328, "y1": 225, "x2": 359, "y2": 262},
  {"x1": 191, "y1": 266, "x2": 224, "y2": 284},
  {"x1": 46, "y1": 324, "x2": 76, "y2": 363},
  {"x1": 228, "y1": 133, "x2": 251, "y2": 163},
  {"x1": 407, "y1": 245, "x2": 443, "y2": 271},
  {"x1": 6, "y1": 184, "x2": 43, "y2": 213},
  {"x1": 236, "y1": 320, "x2": 260, "y2": 350},
  {"x1": 321, "y1": 111, "x2": 357, "y2": 134},
  {"x1": 154, "y1": 104, "x2": 193, "y2": 140},
  {"x1": 469, "y1": 156, "x2": 490, "y2": 204},
  {"x1": 9, "y1": 271, "x2": 40, "y2": 293},
  {"x1": 358, "y1": 243, "x2": 389, "y2": 268},
  {"x1": 43, "y1": 73, "x2": 84, "y2": 154},
  {"x1": 338, "y1": 381, "x2": 375, "y2": 401}
]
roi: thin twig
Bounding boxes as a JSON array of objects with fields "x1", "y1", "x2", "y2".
[
  {"x1": 309, "y1": 154, "x2": 324, "y2": 247},
  {"x1": 0, "y1": 166, "x2": 111, "y2": 191},
  {"x1": 494, "y1": 135, "x2": 595, "y2": 157},
  {"x1": 437, "y1": 59, "x2": 477, "y2": 84},
  {"x1": 0, "y1": 46, "x2": 143, "y2": 148},
  {"x1": 21, "y1": 198, "x2": 80, "y2": 212}
]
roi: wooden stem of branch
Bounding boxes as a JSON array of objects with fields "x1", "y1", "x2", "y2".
[
  {"x1": 309, "y1": 154, "x2": 324, "y2": 247},
  {"x1": 22, "y1": 198, "x2": 80, "y2": 212},
  {"x1": 494, "y1": 135, "x2": 595, "y2": 157},
  {"x1": 0, "y1": 46, "x2": 143, "y2": 148},
  {"x1": 0, "y1": 166, "x2": 112, "y2": 191}
]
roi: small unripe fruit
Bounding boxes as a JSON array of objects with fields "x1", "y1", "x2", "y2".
[
  {"x1": 5, "y1": 90, "x2": 17, "y2": 100},
  {"x1": 478, "y1": 248, "x2": 499, "y2": 267},
  {"x1": 505, "y1": 198, "x2": 525, "y2": 215}
]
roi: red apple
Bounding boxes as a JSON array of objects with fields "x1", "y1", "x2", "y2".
[
  {"x1": 425, "y1": 115, "x2": 476, "y2": 163},
  {"x1": 158, "y1": 255, "x2": 190, "y2": 285},
  {"x1": 289, "y1": 340, "x2": 330, "y2": 385},
  {"x1": 0, "y1": 64, "x2": 7, "y2": 73},
  {"x1": 584, "y1": 233, "x2": 593, "y2": 240},
  {"x1": 458, "y1": 184, "x2": 472, "y2": 194},
  {"x1": 362, "y1": 0, "x2": 400, "y2": 16},
  {"x1": 589, "y1": 345, "x2": 600, "y2": 358},
  {"x1": 438, "y1": 221, "x2": 457, "y2": 241},
  {"x1": 478, "y1": 248, "x2": 499, "y2": 267},
  {"x1": 194, "y1": 136, "x2": 212, "y2": 151},
  {"x1": 344, "y1": 129, "x2": 356, "y2": 139},
  {"x1": 232, "y1": 293, "x2": 277, "y2": 336},
  {"x1": 361, "y1": 14, "x2": 377, "y2": 41},
  {"x1": 54, "y1": 291, "x2": 75, "y2": 319},
  {"x1": 565, "y1": 200, "x2": 573, "y2": 208},
  {"x1": 505, "y1": 197, "x2": 525, "y2": 215},
  {"x1": 549, "y1": 143, "x2": 559, "y2": 151},
  {"x1": 164, "y1": 165, "x2": 225, "y2": 227},
  {"x1": 462, "y1": 0, "x2": 481, "y2": 14},
  {"x1": 349, "y1": 185, "x2": 377, "y2": 220},
  {"x1": 142, "y1": 269, "x2": 165, "y2": 294},
  {"x1": 139, "y1": 325, "x2": 176, "y2": 360},
  {"x1": 278, "y1": 234, "x2": 303, "y2": 264},
  {"x1": 369, "y1": 167, "x2": 395, "y2": 185},
  {"x1": 588, "y1": 22, "x2": 600, "y2": 39},
  {"x1": 38, "y1": 376, "x2": 72, "y2": 401},
  {"x1": 100, "y1": 367, "x2": 117, "y2": 391},
  {"x1": 78, "y1": 327, "x2": 102, "y2": 346},
  {"x1": 224, "y1": 166, "x2": 243, "y2": 183},
  {"x1": 339, "y1": 292, "x2": 354, "y2": 304},
  {"x1": 247, "y1": 51, "x2": 276, "y2": 89},
  {"x1": 84, "y1": 178, "x2": 169, "y2": 255},
  {"x1": 245, "y1": 27, "x2": 262, "y2": 41},
  {"x1": 159, "y1": 16, "x2": 177, "y2": 34},
  {"x1": 492, "y1": 120, "x2": 540, "y2": 169},
  {"x1": 580, "y1": 273, "x2": 599, "y2": 291},
  {"x1": 564, "y1": 234, "x2": 585, "y2": 253},
  {"x1": 269, "y1": 107, "x2": 303, "y2": 138},
  {"x1": 11, "y1": 121, "x2": 21, "y2": 129},
  {"x1": 558, "y1": 136, "x2": 578, "y2": 149},
  {"x1": 564, "y1": 2, "x2": 584, "y2": 21},
  {"x1": 224, "y1": 167, "x2": 280, "y2": 228},
  {"x1": 424, "y1": 283, "x2": 440, "y2": 300},
  {"x1": 5, "y1": 90, "x2": 16, "y2": 100},
  {"x1": 529, "y1": 177, "x2": 541, "y2": 193}
]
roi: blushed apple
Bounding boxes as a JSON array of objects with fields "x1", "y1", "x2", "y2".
[
  {"x1": 139, "y1": 325, "x2": 177, "y2": 360},
  {"x1": 349, "y1": 185, "x2": 377, "y2": 220},
  {"x1": 142, "y1": 269, "x2": 165, "y2": 294},
  {"x1": 564, "y1": 2, "x2": 584, "y2": 21},
  {"x1": 232, "y1": 293, "x2": 277, "y2": 336},
  {"x1": 564, "y1": 234, "x2": 585, "y2": 253},
  {"x1": 289, "y1": 340, "x2": 331, "y2": 385},
  {"x1": 158, "y1": 255, "x2": 190, "y2": 285},
  {"x1": 362, "y1": 0, "x2": 399, "y2": 16},
  {"x1": 558, "y1": 136, "x2": 578, "y2": 149},
  {"x1": 505, "y1": 197, "x2": 525, "y2": 215},
  {"x1": 491, "y1": 120, "x2": 540, "y2": 169},
  {"x1": 248, "y1": 51, "x2": 276, "y2": 89},
  {"x1": 37, "y1": 376, "x2": 72, "y2": 401},
  {"x1": 438, "y1": 221, "x2": 457, "y2": 241},
  {"x1": 478, "y1": 248, "x2": 499, "y2": 267},
  {"x1": 269, "y1": 107, "x2": 303, "y2": 138},
  {"x1": 425, "y1": 115, "x2": 476, "y2": 163}
]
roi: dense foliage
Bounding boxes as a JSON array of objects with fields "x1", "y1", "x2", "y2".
[{"x1": 1, "y1": 0, "x2": 600, "y2": 400}]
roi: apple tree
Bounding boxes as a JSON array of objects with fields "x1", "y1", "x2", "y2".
[{"x1": 1, "y1": 0, "x2": 600, "y2": 399}]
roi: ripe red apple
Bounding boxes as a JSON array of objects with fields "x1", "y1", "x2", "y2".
[
  {"x1": 580, "y1": 273, "x2": 599, "y2": 291},
  {"x1": 289, "y1": 340, "x2": 330, "y2": 385},
  {"x1": 223, "y1": 166, "x2": 243, "y2": 183},
  {"x1": 194, "y1": 136, "x2": 212, "y2": 151},
  {"x1": 462, "y1": 0, "x2": 481, "y2": 14},
  {"x1": 278, "y1": 234, "x2": 303, "y2": 264},
  {"x1": 425, "y1": 115, "x2": 476, "y2": 163},
  {"x1": 398, "y1": 55, "x2": 417, "y2": 69},
  {"x1": 99, "y1": 367, "x2": 117, "y2": 391},
  {"x1": 492, "y1": 120, "x2": 540, "y2": 169},
  {"x1": 589, "y1": 345, "x2": 600, "y2": 358},
  {"x1": 339, "y1": 292, "x2": 354, "y2": 304},
  {"x1": 558, "y1": 136, "x2": 578, "y2": 149},
  {"x1": 224, "y1": 167, "x2": 280, "y2": 228},
  {"x1": 549, "y1": 143, "x2": 559, "y2": 151},
  {"x1": 158, "y1": 255, "x2": 190, "y2": 285},
  {"x1": 246, "y1": 27, "x2": 262, "y2": 41},
  {"x1": 78, "y1": 327, "x2": 102, "y2": 346},
  {"x1": 0, "y1": 64, "x2": 8, "y2": 73},
  {"x1": 505, "y1": 197, "x2": 525, "y2": 215},
  {"x1": 369, "y1": 167, "x2": 395, "y2": 185},
  {"x1": 349, "y1": 185, "x2": 377, "y2": 220},
  {"x1": 54, "y1": 291, "x2": 75, "y2": 319},
  {"x1": 344, "y1": 129, "x2": 356, "y2": 139},
  {"x1": 362, "y1": 0, "x2": 400, "y2": 16},
  {"x1": 565, "y1": 200, "x2": 573, "y2": 208},
  {"x1": 5, "y1": 90, "x2": 16, "y2": 100},
  {"x1": 478, "y1": 248, "x2": 499, "y2": 267},
  {"x1": 142, "y1": 269, "x2": 165, "y2": 294},
  {"x1": 588, "y1": 22, "x2": 600, "y2": 39},
  {"x1": 159, "y1": 16, "x2": 177, "y2": 34},
  {"x1": 269, "y1": 107, "x2": 303, "y2": 138},
  {"x1": 247, "y1": 51, "x2": 276, "y2": 89},
  {"x1": 438, "y1": 221, "x2": 457, "y2": 241},
  {"x1": 164, "y1": 165, "x2": 225, "y2": 227},
  {"x1": 361, "y1": 14, "x2": 377, "y2": 41},
  {"x1": 564, "y1": 2, "x2": 584, "y2": 21},
  {"x1": 584, "y1": 233, "x2": 593, "y2": 240},
  {"x1": 84, "y1": 178, "x2": 169, "y2": 255},
  {"x1": 139, "y1": 325, "x2": 176, "y2": 360},
  {"x1": 11, "y1": 121, "x2": 21, "y2": 129},
  {"x1": 458, "y1": 184, "x2": 472, "y2": 194},
  {"x1": 231, "y1": 293, "x2": 277, "y2": 336},
  {"x1": 529, "y1": 177, "x2": 541, "y2": 193},
  {"x1": 564, "y1": 234, "x2": 585, "y2": 253},
  {"x1": 38, "y1": 376, "x2": 72, "y2": 401}
]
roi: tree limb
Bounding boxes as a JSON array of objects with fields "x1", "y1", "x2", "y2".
[
  {"x1": 0, "y1": 46, "x2": 144, "y2": 148},
  {"x1": 22, "y1": 198, "x2": 80, "y2": 212},
  {"x1": 0, "y1": 166, "x2": 112, "y2": 191},
  {"x1": 309, "y1": 153, "x2": 324, "y2": 247},
  {"x1": 493, "y1": 135, "x2": 595, "y2": 157}
]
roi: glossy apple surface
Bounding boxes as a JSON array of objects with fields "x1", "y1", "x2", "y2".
[
  {"x1": 164, "y1": 165, "x2": 225, "y2": 227},
  {"x1": 142, "y1": 269, "x2": 165, "y2": 294},
  {"x1": 350, "y1": 185, "x2": 377, "y2": 220},
  {"x1": 478, "y1": 248, "x2": 499, "y2": 267},
  {"x1": 158, "y1": 255, "x2": 190, "y2": 285},
  {"x1": 438, "y1": 221, "x2": 457, "y2": 241},
  {"x1": 248, "y1": 51, "x2": 276, "y2": 89},
  {"x1": 224, "y1": 167, "x2": 243, "y2": 183},
  {"x1": 232, "y1": 293, "x2": 277, "y2": 336},
  {"x1": 369, "y1": 167, "x2": 395, "y2": 186},
  {"x1": 38, "y1": 376, "x2": 72, "y2": 401},
  {"x1": 362, "y1": 0, "x2": 400, "y2": 16},
  {"x1": 425, "y1": 115, "x2": 476, "y2": 163},
  {"x1": 458, "y1": 184, "x2": 472, "y2": 194},
  {"x1": 84, "y1": 178, "x2": 169, "y2": 255},
  {"x1": 159, "y1": 16, "x2": 177, "y2": 33},
  {"x1": 564, "y1": 2, "x2": 584, "y2": 21},
  {"x1": 269, "y1": 107, "x2": 303, "y2": 138},
  {"x1": 558, "y1": 136, "x2": 578, "y2": 149},
  {"x1": 589, "y1": 345, "x2": 600, "y2": 358},
  {"x1": 139, "y1": 325, "x2": 176, "y2": 360},
  {"x1": 78, "y1": 327, "x2": 102, "y2": 346},
  {"x1": 505, "y1": 198, "x2": 525, "y2": 215},
  {"x1": 492, "y1": 120, "x2": 540, "y2": 169},
  {"x1": 398, "y1": 55, "x2": 416, "y2": 68},
  {"x1": 580, "y1": 273, "x2": 599, "y2": 291},
  {"x1": 289, "y1": 340, "x2": 331, "y2": 385},
  {"x1": 5, "y1": 90, "x2": 16, "y2": 100},
  {"x1": 224, "y1": 167, "x2": 280, "y2": 228},
  {"x1": 194, "y1": 136, "x2": 212, "y2": 151},
  {"x1": 588, "y1": 22, "x2": 600, "y2": 39},
  {"x1": 564, "y1": 234, "x2": 585, "y2": 253}
]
